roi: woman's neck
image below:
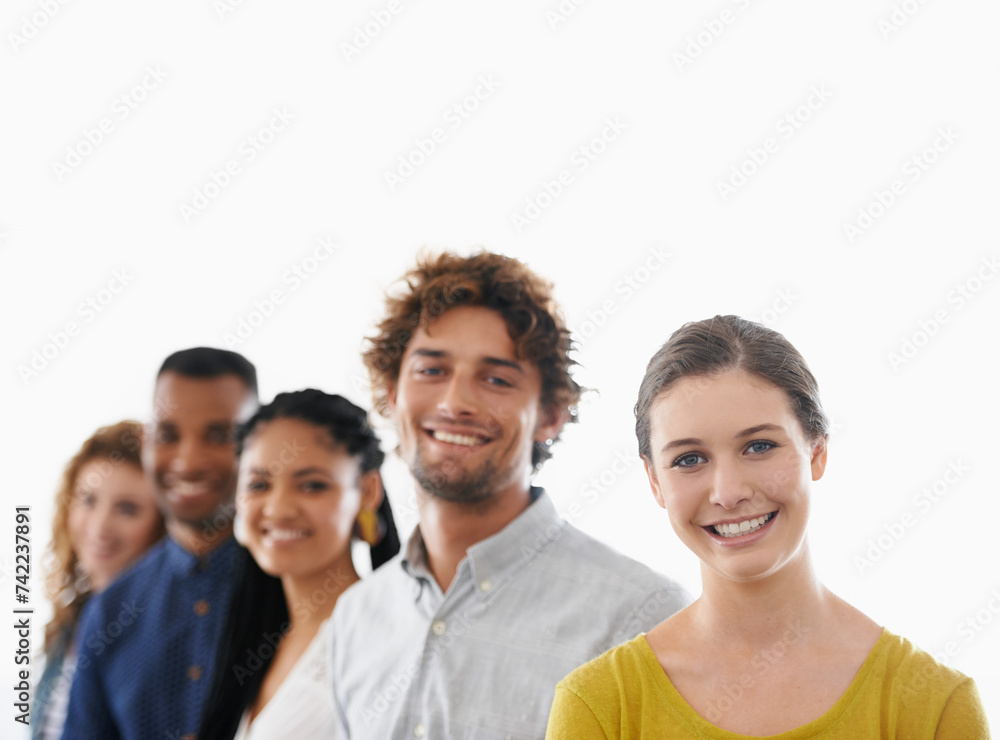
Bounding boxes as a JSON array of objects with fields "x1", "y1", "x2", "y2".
[
  {"x1": 281, "y1": 553, "x2": 361, "y2": 635},
  {"x1": 694, "y1": 547, "x2": 831, "y2": 649}
]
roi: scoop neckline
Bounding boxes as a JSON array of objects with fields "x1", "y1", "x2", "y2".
[{"x1": 636, "y1": 626, "x2": 889, "y2": 738}]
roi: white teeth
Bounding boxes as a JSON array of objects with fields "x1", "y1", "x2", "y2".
[
  {"x1": 265, "y1": 529, "x2": 308, "y2": 542},
  {"x1": 431, "y1": 430, "x2": 485, "y2": 447},
  {"x1": 173, "y1": 482, "x2": 212, "y2": 496},
  {"x1": 712, "y1": 513, "x2": 775, "y2": 538}
]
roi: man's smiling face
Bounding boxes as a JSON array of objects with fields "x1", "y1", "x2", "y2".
[{"x1": 388, "y1": 305, "x2": 562, "y2": 507}]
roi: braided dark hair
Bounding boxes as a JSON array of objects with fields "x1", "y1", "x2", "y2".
[{"x1": 200, "y1": 389, "x2": 400, "y2": 740}]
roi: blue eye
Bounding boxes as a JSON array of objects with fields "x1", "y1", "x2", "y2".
[
  {"x1": 672, "y1": 453, "x2": 706, "y2": 468},
  {"x1": 486, "y1": 376, "x2": 512, "y2": 387},
  {"x1": 746, "y1": 440, "x2": 776, "y2": 455}
]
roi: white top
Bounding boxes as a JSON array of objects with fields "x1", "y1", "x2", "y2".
[
  {"x1": 234, "y1": 617, "x2": 337, "y2": 740},
  {"x1": 39, "y1": 645, "x2": 78, "y2": 740}
]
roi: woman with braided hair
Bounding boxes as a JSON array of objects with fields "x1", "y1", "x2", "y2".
[{"x1": 200, "y1": 389, "x2": 400, "y2": 740}]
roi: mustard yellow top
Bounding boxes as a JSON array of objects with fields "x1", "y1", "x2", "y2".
[{"x1": 546, "y1": 629, "x2": 990, "y2": 739}]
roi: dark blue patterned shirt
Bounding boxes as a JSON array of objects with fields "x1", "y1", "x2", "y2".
[{"x1": 62, "y1": 535, "x2": 241, "y2": 740}]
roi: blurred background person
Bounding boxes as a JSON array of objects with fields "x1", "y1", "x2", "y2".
[
  {"x1": 63, "y1": 347, "x2": 259, "y2": 740},
  {"x1": 34, "y1": 421, "x2": 165, "y2": 740},
  {"x1": 200, "y1": 389, "x2": 400, "y2": 740}
]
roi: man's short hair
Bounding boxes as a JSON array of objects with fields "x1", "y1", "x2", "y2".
[
  {"x1": 362, "y1": 250, "x2": 581, "y2": 469},
  {"x1": 157, "y1": 347, "x2": 259, "y2": 399}
]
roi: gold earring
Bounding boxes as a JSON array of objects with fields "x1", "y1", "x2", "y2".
[{"x1": 356, "y1": 509, "x2": 380, "y2": 545}]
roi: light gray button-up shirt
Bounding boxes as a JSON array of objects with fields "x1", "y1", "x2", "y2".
[{"x1": 329, "y1": 489, "x2": 690, "y2": 739}]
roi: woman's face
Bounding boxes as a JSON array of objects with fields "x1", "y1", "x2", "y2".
[
  {"x1": 643, "y1": 370, "x2": 827, "y2": 584},
  {"x1": 69, "y1": 459, "x2": 162, "y2": 591},
  {"x1": 236, "y1": 418, "x2": 377, "y2": 582}
]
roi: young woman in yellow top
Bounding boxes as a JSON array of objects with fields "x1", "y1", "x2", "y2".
[{"x1": 547, "y1": 315, "x2": 989, "y2": 739}]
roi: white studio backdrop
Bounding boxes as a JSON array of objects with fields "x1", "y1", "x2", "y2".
[{"x1": 2, "y1": 0, "x2": 998, "y2": 734}]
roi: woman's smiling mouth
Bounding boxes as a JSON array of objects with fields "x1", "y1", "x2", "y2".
[{"x1": 705, "y1": 511, "x2": 777, "y2": 539}]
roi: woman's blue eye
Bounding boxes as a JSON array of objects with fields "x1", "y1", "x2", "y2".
[
  {"x1": 746, "y1": 440, "x2": 775, "y2": 454},
  {"x1": 672, "y1": 453, "x2": 706, "y2": 468}
]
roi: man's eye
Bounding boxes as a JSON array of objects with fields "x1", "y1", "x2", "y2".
[
  {"x1": 245, "y1": 480, "x2": 268, "y2": 493},
  {"x1": 486, "y1": 376, "x2": 512, "y2": 387},
  {"x1": 672, "y1": 453, "x2": 706, "y2": 468},
  {"x1": 154, "y1": 430, "x2": 177, "y2": 444},
  {"x1": 416, "y1": 366, "x2": 443, "y2": 376},
  {"x1": 207, "y1": 429, "x2": 235, "y2": 444}
]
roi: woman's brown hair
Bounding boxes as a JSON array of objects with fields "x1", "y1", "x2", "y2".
[
  {"x1": 635, "y1": 315, "x2": 830, "y2": 461},
  {"x1": 42, "y1": 420, "x2": 165, "y2": 653}
]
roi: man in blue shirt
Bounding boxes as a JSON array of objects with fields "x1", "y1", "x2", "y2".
[{"x1": 63, "y1": 348, "x2": 258, "y2": 740}]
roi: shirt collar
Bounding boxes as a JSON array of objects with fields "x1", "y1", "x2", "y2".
[
  {"x1": 400, "y1": 487, "x2": 565, "y2": 599},
  {"x1": 165, "y1": 534, "x2": 240, "y2": 576}
]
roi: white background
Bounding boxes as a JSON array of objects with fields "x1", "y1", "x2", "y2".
[{"x1": 2, "y1": 0, "x2": 998, "y2": 734}]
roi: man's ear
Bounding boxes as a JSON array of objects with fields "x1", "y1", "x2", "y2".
[
  {"x1": 533, "y1": 403, "x2": 571, "y2": 444},
  {"x1": 810, "y1": 437, "x2": 828, "y2": 482},
  {"x1": 643, "y1": 456, "x2": 667, "y2": 509},
  {"x1": 359, "y1": 470, "x2": 384, "y2": 512}
]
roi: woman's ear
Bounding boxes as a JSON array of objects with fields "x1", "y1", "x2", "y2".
[
  {"x1": 643, "y1": 456, "x2": 667, "y2": 509},
  {"x1": 359, "y1": 469, "x2": 384, "y2": 512},
  {"x1": 810, "y1": 437, "x2": 828, "y2": 481}
]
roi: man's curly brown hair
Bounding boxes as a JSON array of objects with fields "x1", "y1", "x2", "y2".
[{"x1": 362, "y1": 250, "x2": 582, "y2": 471}]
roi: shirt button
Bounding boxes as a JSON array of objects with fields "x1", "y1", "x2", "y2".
[
  {"x1": 187, "y1": 665, "x2": 202, "y2": 681},
  {"x1": 414, "y1": 724, "x2": 426, "y2": 737},
  {"x1": 479, "y1": 580, "x2": 492, "y2": 592},
  {"x1": 431, "y1": 620, "x2": 447, "y2": 636},
  {"x1": 193, "y1": 600, "x2": 210, "y2": 616}
]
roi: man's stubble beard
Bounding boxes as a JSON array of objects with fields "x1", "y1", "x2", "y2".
[{"x1": 410, "y1": 450, "x2": 501, "y2": 508}]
